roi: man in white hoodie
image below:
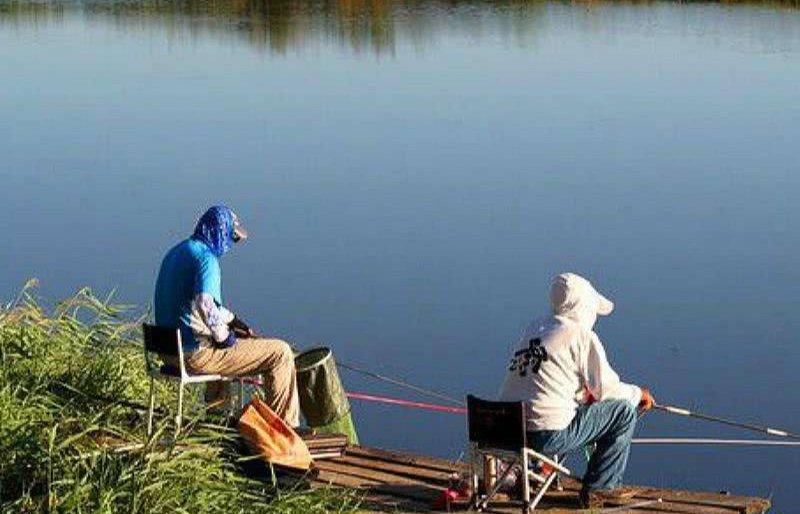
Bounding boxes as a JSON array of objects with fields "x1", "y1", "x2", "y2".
[{"x1": 499, "y1": 272, "x2": 655, "y2": 508}]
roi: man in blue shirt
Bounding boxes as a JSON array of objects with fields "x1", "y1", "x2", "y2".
[{"x1": 155, "y1": 205, "x2": 299, "y2": 426}]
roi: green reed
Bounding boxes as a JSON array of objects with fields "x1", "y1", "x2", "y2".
[{"x1": 0, "y1": 280, "x2": 360, "y2": 513}]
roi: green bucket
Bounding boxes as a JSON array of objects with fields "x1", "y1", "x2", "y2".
[{"x1": 295, "y1": 347, "x2": 358, "y2": 444}]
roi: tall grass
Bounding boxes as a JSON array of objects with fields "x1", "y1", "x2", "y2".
[{"x1": 0, "y1": 281, "x2": 360, "y2": 513}]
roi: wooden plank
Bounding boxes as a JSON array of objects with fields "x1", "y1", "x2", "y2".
[
  {"x1": 630, "y1": 488, "x2": 769, "y2": 514},
  {"x1": 556, "y1": 479, "x2": 766, "y2": 513},
  {"x1": 311, "y1": 450, "x2": 345, "y2": 459},
  {"x1": 303, "y1": 433, "x2": 349, "y2": 449},
  {"x1": 313, "y1": 475, "x2": 440, "y2": 505},
  {"x1": 333, "y1": 454, "x2": 454, "y2": 484},
  {"x1": 315, "y1": 459, "x2": 446, "y2": 490},
  {"x1": 346, "y1": 445, "x2": 469, "y2": 474},
  {"x1": 370, "y1": 483, "x2": 442, "y2": 504},
  {"x1": 528, "y1": 507, "x2": 669, "y2": 514},
  {"x1": 359, "y1": 493, "x2": 431, "y2": 513},
  {"x1": 314, "y1": 459, "x2": 447, "y2": 505},
  {"x1": 543, "y1": 489, "x2": 739, "y2": 514},
  {"x1": 596, "y1": 498, "x2": 740, "y2": 514},
  {"x1": 484, "y1": 488, "x2": 740, "y2": 514},
  {"x1": 313, "y1": 467, "x2": 382, "y2": 488},
  {"x1": 597, "y1": 486, "x2": 765, "y2": 514}
]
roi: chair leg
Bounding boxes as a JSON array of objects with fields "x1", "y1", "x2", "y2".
[
  {"x1": 147, "y1": 376, "x2": 155, "y2": 437},
  {"x1": 175, "y1": 383, "x2": 184, "y2": 437},
  {"x1": 554, "y1": 454, "x2": 563, "y2": 491},
  {"x1": 478, "y1": 457, "x2": 518, "y2": 511},
  {"x1": 521, "y1": 451, "x2": 531, "y2": 514},
  {"x1": 469, "y1": 444, "x2": 481, "y2": 511},
  {"x1": 530, "y1": 471, "x2": 557, "y2": 512},
  {"x1": 528, "y1": 455, "x2": 561, "y2": 512}
]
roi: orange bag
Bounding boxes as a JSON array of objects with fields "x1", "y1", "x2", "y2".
[{"x1": 238, "y1": 397, "x2": 313, "y2": 471}]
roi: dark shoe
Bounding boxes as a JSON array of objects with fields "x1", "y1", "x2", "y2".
[{"x1": 579, "y1": 486, "x2": 641, "y2": 509}]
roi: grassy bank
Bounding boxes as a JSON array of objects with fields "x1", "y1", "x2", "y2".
[{"x1": 0, "y1": 282, "x2": 359, "y2": 513}]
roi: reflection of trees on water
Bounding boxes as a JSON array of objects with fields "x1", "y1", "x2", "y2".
[
  {"x1": 0, "y1": 0, "x2": 798, "y2": 54},
  {"x1": 0, "y1": 0, "x2": 548, "y2": 54},
  {"x1": 0, "y1": 0, "x2": 541, "y2": 53}
]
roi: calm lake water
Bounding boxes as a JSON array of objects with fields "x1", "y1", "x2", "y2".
[{"x1": 2, "y1": 0, "x2": 800, "y2": 507}]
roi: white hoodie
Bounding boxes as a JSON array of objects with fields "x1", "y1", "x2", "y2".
[{"x1": 499, "y1": 273, "x2": 642, "y2": 431}]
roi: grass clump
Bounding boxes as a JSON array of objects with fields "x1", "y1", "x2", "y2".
[{"x1": 0, "y1": 281, "x2": 360, "y2": 514}]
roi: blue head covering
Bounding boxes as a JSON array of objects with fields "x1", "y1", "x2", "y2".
[{"x1": 192, "y1": 205, "x2": 235, "y2": 257}]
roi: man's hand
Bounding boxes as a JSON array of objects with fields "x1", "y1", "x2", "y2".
[
  {"x1": 583, "y1": 385, "x2": 596, "y2": 406},
  {"x1": 229, "y1": 316, "x2": 257, "y2": 338},
  {"x1": 236, "y1": 327, "x2": 257, "y2": 338},
  {"x1": 639, "y1": 388, "x2": 655, "y2": 412}
]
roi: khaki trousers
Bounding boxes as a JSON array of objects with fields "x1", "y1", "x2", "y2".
[{"x1": 185, "y1": 338, "x2": 300, "y2": 427}]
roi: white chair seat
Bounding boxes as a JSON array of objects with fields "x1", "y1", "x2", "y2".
[
  {"x1": 183, "y1": 373, "x2": 225, "y2": 383},
  {"x1": 143, "y1": 324, "x2": 253, "y2": 437}
]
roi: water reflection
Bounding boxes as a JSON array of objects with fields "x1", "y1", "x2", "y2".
[
  {"x1": 0, "y1": 0, "x2": 544, "y2": 54},
  {"x1": 2, "y1": 0, "x2": 797, "y2": 55}
]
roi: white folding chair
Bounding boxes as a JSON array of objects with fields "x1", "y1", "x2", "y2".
[
  {"x1": 467, "y1": 395, "x2": 572, "y2": 513},
  {"x1": 143, "y1": 323, "x2": 247, "y2": 436}
]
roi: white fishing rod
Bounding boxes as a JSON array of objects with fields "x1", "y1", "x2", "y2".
[
  {"x1": 653, "y1": 403, "x2": 800, "y2": 440},
  {"x1": 633, "y1": 438, "x2": 800, "y2": 447}
]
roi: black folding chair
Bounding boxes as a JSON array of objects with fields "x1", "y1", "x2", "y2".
[{"x1": 467, "y1": 395, "x2": 572, "y2": 513}]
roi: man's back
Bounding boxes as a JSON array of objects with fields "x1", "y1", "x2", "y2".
[
  {"x1": 154, "y1": 238, "x2": 221, "y2": 352},
  {"x1": 499, "y1": 315, "x2": 588, "y2": 431}
]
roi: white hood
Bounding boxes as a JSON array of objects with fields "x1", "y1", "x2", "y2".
[{"x1": 549, "y1": 273, "x2": 614, "y2": 330}]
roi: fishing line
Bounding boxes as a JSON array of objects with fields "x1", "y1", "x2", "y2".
[
  {"x1": 335, "y1": 360, "x2": 466, "y2": 406},
  {"x1": 286, "y1": 342, "x2": 465, "y2": 406}
]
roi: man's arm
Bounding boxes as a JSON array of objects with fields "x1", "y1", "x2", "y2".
[
  {"x1": 581, "y1": 332, "x2": 642, "y2": 407},
  {"x1": 193, "y1": 293, "x2": 236, "y2": 347},
  {"x1": 193, "y1": 255, "x2": 236, "y2": 347}
]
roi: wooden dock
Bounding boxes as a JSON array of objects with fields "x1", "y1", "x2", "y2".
[{"x1": 303, "y1": 445, "x2": 771, "y2": 514}]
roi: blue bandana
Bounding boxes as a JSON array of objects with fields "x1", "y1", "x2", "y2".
[{"x1": 192, "y1": 205, "x2": 235, "y2": 257}]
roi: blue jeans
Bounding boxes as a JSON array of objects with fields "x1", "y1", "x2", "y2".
[{"x1": 527, "y1": 400, "x2": 637, "y2": 491}]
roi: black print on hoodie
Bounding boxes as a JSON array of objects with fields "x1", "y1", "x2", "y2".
[{"x1": 508, "y1": 338, "x2": 549, "y2": 377}]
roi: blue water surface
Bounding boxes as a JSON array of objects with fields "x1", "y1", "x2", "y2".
[{"x1": 1, "y1": 0, "x2": 799, "y2": 507}]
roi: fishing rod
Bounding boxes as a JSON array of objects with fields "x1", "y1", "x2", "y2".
[
  {"x1": 633, "y1": 438, "x2": 800, "y2": 447},
  {"x1": 654, "y1": 403, "x2": 800, "y2": 440}
]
